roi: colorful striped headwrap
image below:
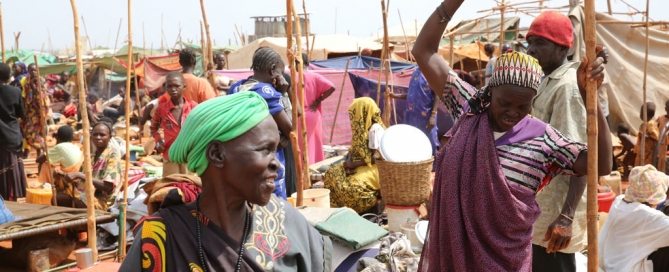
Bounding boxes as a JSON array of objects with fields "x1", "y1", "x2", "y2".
[
  {"x1": 469, "y1": 52, "x2": 544, "y2": 114},
  {"x1": 168, "y1": 92, "x2": 270, "y2": 175}
]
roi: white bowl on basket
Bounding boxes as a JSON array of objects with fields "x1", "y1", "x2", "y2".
[{"x1": 380, "y1": 124, "x2": 432, "y2": 163}]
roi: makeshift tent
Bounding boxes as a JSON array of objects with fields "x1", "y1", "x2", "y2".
[
  {"x1": 382, "y1": 20, "x2": 424, "y2": 44},
  {"x1": 227, "y1": 35, "x2": 384, "y2": 69},
  {"x1": 116, "y1": 45, "x2": 168, "y2": 57},
  {"x1": 4, "y1": 50, "x2": 57, "y2": 66},
  {"x1": 309, "y1": 56, "x2": 416, "y2": 72},
  {"x1": 141, "y1": 53, "x2": 205, "y2": 92},
  {"x1": 446, "y1": 16, "x2": 520, "y2": 44},
  {"x1": 570, "y1": 7, "x2": 669, "y2": 133}
]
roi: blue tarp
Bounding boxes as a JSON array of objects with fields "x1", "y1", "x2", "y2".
[{"x1": 311, "y1": 56, "x2": 416, "y2": 72}]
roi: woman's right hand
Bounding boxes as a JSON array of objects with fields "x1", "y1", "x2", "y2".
[{"x1": 343, "y1": 161, "x2": 357, "y2": 176}]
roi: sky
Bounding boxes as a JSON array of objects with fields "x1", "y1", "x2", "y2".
[{"x1": 3, "y1": 0, "x2": 667, "y2": 52}]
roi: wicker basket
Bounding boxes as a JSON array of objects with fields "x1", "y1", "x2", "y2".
[{"x1": 377, "y1": 158, "x2": 434, "y2": 206}]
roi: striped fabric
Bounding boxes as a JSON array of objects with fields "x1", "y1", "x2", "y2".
[
  {"x1": 497, "y1": 125, "x2": 585, "y2": 191},
  {"x1": 440, "y1": 70, "x2": 585, "y2": 192}
]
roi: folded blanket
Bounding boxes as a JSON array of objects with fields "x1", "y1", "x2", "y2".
[{"x1": 315, "y1": 208, "x2": 388, "y2": 250}]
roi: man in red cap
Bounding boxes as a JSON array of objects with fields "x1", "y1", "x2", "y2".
[{"x1": 527, "y1": 10, "x2": 606, "y2": 272}]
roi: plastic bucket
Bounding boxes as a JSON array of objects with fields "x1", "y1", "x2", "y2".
[
  {"x1": 386, "y1": 204, "x2": 420, "y2": 232},
  {"x1": 598, "y1": 191, "x2": 616, "y2": 213},
  {"x1": 291, "y1": 188, "x2": 330, "y2": 208}
]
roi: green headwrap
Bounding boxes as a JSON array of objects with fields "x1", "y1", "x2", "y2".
[{"x1": 168, "y1": 91, "x2": 270, "y2": 175}]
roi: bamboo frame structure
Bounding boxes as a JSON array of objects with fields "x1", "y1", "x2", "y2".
[
  {"x1": 329, "y1": 59, "x2": 351, "y2": 144},
  {"x1": 397, "y1": 9, "x2": 413, "y2": 62},
  {"x1": 499, "y1": 0, "x2": 506, "y2": 50},
  {"x1": 0, "y1": 2, "x2": 4, "y2": 63},
  {"x1": 380, "y1": 0, "x2": 392, "y2": 125},
  {"x1": 199, "y1": 0, "x2": 213, "y2": 71},
  {"x1": 286, "y1": 0, "x2": 304, "y2": 207},
  {"x1": 117, "y1": 0, "x2": 133, "y2": 261},
  {"x1": 640, "y1": 0, "x2": 651, "y2": 165},
  {"x1": 302, "y1": 0, "x2": 311, "y2": 58},
  {"x1": 107, "y1": 18, "x2": 122, "y2": 99},
  {"x1": 584, "y1": 0, "x2": 599, "y2": 271},
  {"x1": 200, "y1": 22, "x2": 207, "y2": 72},
  {"x1": 32, "y1": 55, "x2": 57, "y2": 206},
  {"x1": 68, "y1": 0, "x2": 98, "y2": 261},
  {"x1": 293, "y1": 4, "x2": 310, "y2": 202}
]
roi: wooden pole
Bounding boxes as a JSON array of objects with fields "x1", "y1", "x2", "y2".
[
  {"x1": 449, "y1": 35, "x2": 455, "y2": 66},
  {"x1": 302, "y1": 0, "x2": 310, "y2": 56},
  {"x1": 286, "y1": 0, "x2": 304, "y2": 207},
  {"x1": 606, "y1": 0, "x2": 613, "y2": 15},
  {"x1": 380, "y1": 0, "x2": 392, "y2": 125},
  {"x1": 499, "y1": 0, "x2": 506, "y2": 50},
  {"x1": 33, "y1": 55, "x2": 56, "y2": 206},
  {"x1": 118, "y1": 0, "x2": 133, "y2": 261},
  {"x1": 584, "y1": 0, "x2": 599, "y2": 271},
  {"x1": 0, "y1": 2, "x2": 5, "y2": 63},
  {"x1": 397, "y1": 9, "x2": 414, "y2": 62},
  {"x1": 81, "y1": 16, "x2": 94, "y2": 51},
  {"x1": 329, "y1": 59, "x2": 351, "y2": 144},
  {"x1": 68, "y1": 0, "x2": 97, "y2": 261},
  {"x1": 108, "y1": 18, "x2": 122, "y2": 99},
  {"x1": 199, "y1": 0, "x2": 214, "y2": 71},
  {"x1": 200, "y1": 22, "x2": 208, "y2": 73},
  {"x1": 640, "y1": 0, "x2": 650, "y2": 162},
  {"x1": 293, "y1": 4, "x2": 310, "y2": 202},
  {"x1": 13, "y1": 32, "x2": 20, "y2": 52}
]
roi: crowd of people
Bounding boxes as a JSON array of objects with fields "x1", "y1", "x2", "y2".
[{"x1": 0, "y1": 0, "x2": 668, "y2": 271}]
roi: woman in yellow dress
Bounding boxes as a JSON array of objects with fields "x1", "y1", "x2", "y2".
[{"x1": 324, "y1": 97, "x2": 385, "y2": 213}]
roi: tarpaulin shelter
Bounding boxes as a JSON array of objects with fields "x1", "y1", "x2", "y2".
[
  {"x1": 570, "y1": 7, "x2": 669, "y2": 133},
  {"x1": 140, "y1": 53, "x2": 205, "y2": 92},
  {"x1": 5, "y1": 50, "x2": 57, "y2": 66},
  {"x1": 446, "y1": 16, "x2": 520, "y2": 45},
  {"x1": 309, "y1": 56, "x2": 416, "y2": 72},
  {"x1": 227, "y1": 35, "x2": 384, "y2": 69}
]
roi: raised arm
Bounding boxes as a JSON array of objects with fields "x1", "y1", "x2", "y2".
[{"x1": 412, "y1": 0, "x2": 464, "y2": 100}]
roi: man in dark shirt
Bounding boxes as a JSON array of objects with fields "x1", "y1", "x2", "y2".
[{"x1": 0, "y1": 62, "x2": 27, "y2": 200}]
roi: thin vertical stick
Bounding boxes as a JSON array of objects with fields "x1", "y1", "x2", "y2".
[
  {"x1": 118, "y1": 0, "x2": 133, "y2": 261},
  {"x1": 640, "y1": 0, "x2": 650, "y2": 162},
  {"x1": 584, "y1": 0, "x2": 599, "y2": 271},
  {"x1": 108, "y1": 18, "x2": 122, "y2": 99},
  {"x1": 160, "y1": 14, "x2": 165, "y2": 51},
  {"x1": 500, "y1": 0, "x2": 506, "y2": 50},
  {"x1": 81, "y1": 16, "x2": 94, "y2": 51},
  {"x1": 329, "y1": 59, "x2": 351, "y2": 144},
  {"x1": 200, "y1": 22, "x2": 208, "y2": 73},
  {"x1": 286, "y1": 0, "x2": 304, "y2": 207},
  {"x1": 33, "y1": 55, "x2": 56, "y2": 206},
  {"x1": 606, "y1": 0, "x2": 613, "y2": 15},
  {"x1": 0, "y1": 2, "x2": 5, "y2": 63},
  {"x1": 199, "y1": 0, "x2": 213, "y2": 72},
  {"x1": 68, "y1": 0, "x2": 97, "y2": 261},
  {"x1": 397, "y1": 9, "x2": 413, "y2": 62},
  {"x1": 449, "y1": 35, "x2": 455, "y2": 66},
  {"x1": 380, "y1": 0, "x2": 392, "y2": 125},
  {"x1": 293, "y1": 4, "x2": 310, "y2": 201},
  {"x1": 302, "y1": 0, "x2": 310, "y2": 56}
]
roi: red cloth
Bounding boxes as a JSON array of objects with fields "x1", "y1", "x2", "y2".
[
  {"x1": 527, "y1": 11, "x2": 573, "y2": 48},
  {"x1": 63, "y1": 103, "x2": 78, "y2": 117},
  {"x1": 150, "y1": 95, "x2": 198, "y2": 160},
  {"x1": 171, "y1": 182, "x2": 201, "y2": 203}
]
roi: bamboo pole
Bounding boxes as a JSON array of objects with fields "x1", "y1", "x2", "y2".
[
  {"x1": 118, "y1": 0, "x2": 133, "y2": 261},
  {"x1": 499, "y1": 0, "x2": 506, "y2": 50},
  {"x1": 108, "y1": 18, "x2": 122, "y2": 99},
  {"x1": 200, "y1": 22, "x2": 207, "y2": 73},
  {"x1": 81, "y1": 16, "x2": 94, "y2": 51},
  {"x1": 0, "y1": 2, "x2": 5, "y2": 63},
  {"x1": 380, "y1": 0, "x2": 392, "y2": 125},
  {"x1": 329, "y1": 59, "x2": 351, "y2": 144},
  {"x1": 302, "y1": 0, "x2": 310, "y2": 56},
  {"x1": 293, "y1": 4, "x2": 310, "y2": 201},
  {"x1": 199, "y1": 0, "x2": 213, "y2": 72},
  {"x1": 286, "y1": 0, "x2": 304, "y2": 207},
  {"x1": 13, "y1": 32, "x2": 19, "y2": 52},
  {"x1": 33, "y1": 55, "x2": 57, "y2": 206},
  {"x1": 68, "y1": 0, "x2": 97, "y2": 261},
  {"x1": 584, "y1": 0, "x2": 599, "y2": 271},
  {"x1": 397, "y1": 9, "x2": 413, "y2": 62},
  {"x1": 640, "y1": 0, "x2": 650, "y2": 163},
  {"x1": 449, "y1": 35, "x2": 455, "y2": 66}
]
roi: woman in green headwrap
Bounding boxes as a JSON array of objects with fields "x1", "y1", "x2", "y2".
[{"x1": 121, "y1": 92, "x2": 332, "y2": 272}]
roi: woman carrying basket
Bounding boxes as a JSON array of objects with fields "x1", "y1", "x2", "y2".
[{"x1": 413, "y1": 0, "x2": 611, "y2": 271}]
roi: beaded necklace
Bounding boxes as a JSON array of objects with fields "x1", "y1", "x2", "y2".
[{"x1": 195, "y1": 197, "x2": 251, "y2": 272}]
